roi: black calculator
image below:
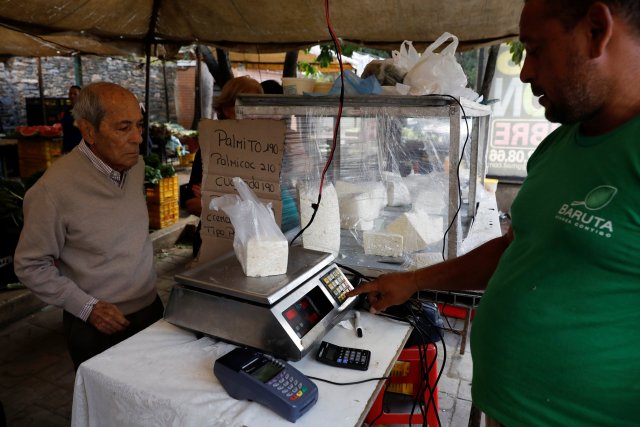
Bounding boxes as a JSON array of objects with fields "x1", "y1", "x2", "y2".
[{"x1": 316, "y1": 341, "x2": 371, "y2": 371}]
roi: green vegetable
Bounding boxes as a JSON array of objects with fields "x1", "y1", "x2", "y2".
[
  {"x1": 144, "y1": 153, "x2": 162, "y2": 169},
  {"x1": 143, "y1": 155, "x2": 175, "y2": 185},
  {"x1": 158, "y1": 163, "x2": 176, "y2": 178},
  {"x1": 144, "y1": 165, "x2": 163, "y2": 185}
]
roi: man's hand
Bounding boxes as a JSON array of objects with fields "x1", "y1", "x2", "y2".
[
  {"x1": 88, "y1": 301, "x2": 130, "y2": 335},
  {"x1": 192, "y1": 184, "x2": 201, "y2": 198},
  {"x1": 346, "y1": 271, "x2": 418, "y2": 313}
]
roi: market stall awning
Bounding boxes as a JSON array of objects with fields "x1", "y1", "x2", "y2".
[
  {"x1": 227, "y1": 51, "x2": 353, "y2": 73},
  {"x1": 0, "y1": 0, "x2": 522, "y2": 57}
]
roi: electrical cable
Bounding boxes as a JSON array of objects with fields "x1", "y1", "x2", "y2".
[
  {"x1": 440, "y1": 300, "x2": 457, "y2": 330},
  {"x1": 285, "y1": 6, "x2": 468, "y2": 422},
  {"x1": 336, "y1": 262, "x2": 375, "y2": 282},
  {"x1": 408, "y1": 300, "x2": 446, "y2": 427},
  {"x1": 398, "y1": 313, "x2": 436, "y2": 427},
  {"x1": 422, "y1": 94, "x2": 470, "y2": 262},
  {"x1": 375, "y1": 307, "x2": 446, "y2": 427},
  {"x1": 290, "y1": 0, "x2": 345, "y2": 247},
  {"x1": 403, "y1": 316, "x2": 431, "y2": 426},
  {"x1": 306, "y1": 375, "x2": 388, "y2": 386},
  {"x1": 365, "y1": 377, "x2": 390, "y2": 426}
]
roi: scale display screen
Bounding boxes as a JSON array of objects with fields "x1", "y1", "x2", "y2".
[{"x1": 282, "y1": 286, "x2": 332, "y2": 338}]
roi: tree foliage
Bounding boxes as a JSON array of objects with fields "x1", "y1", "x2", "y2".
[
  {"x1": 508, "y1": 41, "x2": 525, "y2": 65},
  {"x1": 300, "y1": 41, "x2": 389, "y2": 75}
]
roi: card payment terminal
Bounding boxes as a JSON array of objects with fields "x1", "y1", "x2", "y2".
[{"x1": 214, "y1": 347, "x2": 318, "y2": 422}]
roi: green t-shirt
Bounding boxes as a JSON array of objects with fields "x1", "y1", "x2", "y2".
[{"x1": 471, "y1": 115, "x2": 640, "y2": 426}]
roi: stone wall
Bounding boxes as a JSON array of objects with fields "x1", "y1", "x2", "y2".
[{"x1": 0, "y1": 56, "x2": 178, "y2": 131}]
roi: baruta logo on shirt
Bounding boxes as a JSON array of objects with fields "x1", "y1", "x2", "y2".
[{"x1": 554, "y1": 185, "x2": 617, "y2": 238}]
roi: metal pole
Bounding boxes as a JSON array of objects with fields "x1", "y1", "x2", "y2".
[
  {"x1": 475, "y1": 48, "x2": 485, "y2": 93},
  {"x1": 142, "y1": 0, "x2": 163, "y2": 157},
  {"x1": 162, "y1": 58, "x2": 170, "y2": 121},
  {"x1": 73, "y1": 55, "x2": 83, "y2": 86},
  {"x1": 191, "y1": 53, "x2": 201, "y2": 130},
  {"x1": 37, "y1": 57, "x2": 46, "y2": 125},
  {"x1": 143, "y1": 43, "x2": 151, "y2": 157}
]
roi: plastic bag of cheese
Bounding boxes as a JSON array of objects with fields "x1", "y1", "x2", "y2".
[{"x1": 209, "y1": 177, "x2": 288, "y2": 277}]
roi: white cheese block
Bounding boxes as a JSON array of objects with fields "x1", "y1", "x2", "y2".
[
  {"x1": 386, "y1": 180, "x2": 411, "y2": 206},
  {"x1": 413, "y1": 190, "x2": 447, "y2": 215},
  {"x1": 339, "y1": 193, "x2": 378, "y2": 230},
  {"x1": 363, "y1": 231, "x2": 404, "y2": 257},
  {"x1": 411, "y1": 252, "x2": 444, "y2": 269},
  {"x1": 370, "y1": 182, "x2": 388, "y2": 211},
  {"x1": 243, "y1": 237, "x2": 289, "y2": 277},
  {"x1": 335, "y1": 180, "x2": 387, "y2": 210},
  {"x1": 335, "y1": 180, "x2": 386, "y2": 230},
  {"x1": 298, "y1": 182, "x2": 340, "y2": 256},
  {"x1": 385, "y1": 211, "x2": 443, "y2": 252},
  {"x1": 381, "y1": 172, "x2": 411, "y2": 207},
  {"x1": 380, "y1": 171, "x2": 400, "y2": 182}
]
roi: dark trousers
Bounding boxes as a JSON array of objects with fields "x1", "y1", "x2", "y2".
[{"x1": 63, "y1": 295, "x2": 164, "y2": 371}]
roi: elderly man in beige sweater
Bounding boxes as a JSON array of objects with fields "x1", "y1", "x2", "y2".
[{"x1": 14, "y1": 82, "x2": 163, "y2": 370}]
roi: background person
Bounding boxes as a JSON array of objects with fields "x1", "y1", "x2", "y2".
[
  {"x1": 258, "y1": 78, "x2": 302, "y2": 232},
  {"x1": 14, "y1": 82, "x2": 163, "y2": 370},
  {"x1": 60, "y1": 85, "x2": 82, "y2": 153},
  {"x1": 260, "y1": 79, "x2": 284, "y2": 95},
  {"x1": 185, "y1": 76, "x2": 264, "y2": 258},
  {"x1": 348, "y1": 1, "x2": 640, "y2": 426}
]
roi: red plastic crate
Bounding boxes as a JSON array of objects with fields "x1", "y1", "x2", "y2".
[
  {"x1": 437, "y1": 303, "x2": 476, "y2": 320},
  {"x1": 366, "y1": 344, "x2": 439, "y2": 426}
]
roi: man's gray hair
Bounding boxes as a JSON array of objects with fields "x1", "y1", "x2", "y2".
[{"x1": 71, "y1": 82, "x2": 110, "y2": 130}]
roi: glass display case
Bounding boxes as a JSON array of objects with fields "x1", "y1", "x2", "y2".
[{"x1": 236, "y1": 94, "x2": 491, "y2": 274}]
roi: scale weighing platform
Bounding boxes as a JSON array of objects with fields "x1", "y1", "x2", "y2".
[{"x1": 164, "y1": 246, "x2": 357, "y2": 360}]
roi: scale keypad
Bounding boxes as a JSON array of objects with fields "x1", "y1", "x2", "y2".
[{"x1": 320, "y1": 267, "x2": 352, "y2": 304}]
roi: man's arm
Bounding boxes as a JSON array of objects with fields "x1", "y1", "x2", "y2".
[
  {"x1": 185, "y1": 184, "x2": 202, "y2": 216},
  {"x1": 14, "y1": 183, "x2": 129, "y2": 333},
  {"x1": 347, "y1": 227, "x2": 514, "y2": 312}
]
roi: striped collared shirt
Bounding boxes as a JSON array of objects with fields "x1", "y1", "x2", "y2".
[
  {"x1": 78, "y1": 297, "x2": 98, "y2": 322},
  {"x1": 77, "y1": 140, "x2": 129, "y2": 320},
  {"x1": 78, "y1": 140, "x2": 128, "y2": 188}
]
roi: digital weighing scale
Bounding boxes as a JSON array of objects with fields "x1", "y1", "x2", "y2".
[{"x1": 164, "y1": 246, "x2": 357, "y2": 360}]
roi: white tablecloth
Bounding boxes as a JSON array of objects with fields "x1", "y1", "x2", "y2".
[{"x1": 72, "y1": 312, "x2": 411, "y2": 427}]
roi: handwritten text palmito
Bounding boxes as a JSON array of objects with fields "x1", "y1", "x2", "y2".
[{"x1": 214, "y1": 129, "x2": 280, "y2": 154}]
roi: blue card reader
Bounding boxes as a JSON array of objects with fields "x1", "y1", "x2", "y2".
[{"x1": 214, "y1": 347, "x2": 318, "y2": 423}]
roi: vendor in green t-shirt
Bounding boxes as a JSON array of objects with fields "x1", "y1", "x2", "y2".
[{"x1": 348, "y1": 1, "x2": 640, "y2": 426}]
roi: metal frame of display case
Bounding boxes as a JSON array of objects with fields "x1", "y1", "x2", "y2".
[{"x1": 236, "y1": 94, "x2": 491, "y2": 260}]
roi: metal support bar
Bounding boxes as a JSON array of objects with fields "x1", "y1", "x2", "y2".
[
  {"x1": 447, "y1": 104, "x2": 461, "y2": 260},
  {"x1": 142, "y1": 0, "x2": 162, "y2": 157}
]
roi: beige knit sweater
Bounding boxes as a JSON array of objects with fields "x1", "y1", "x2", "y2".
[{"x1": 14, "y1": 148, "x2": 157, "y2": 319}]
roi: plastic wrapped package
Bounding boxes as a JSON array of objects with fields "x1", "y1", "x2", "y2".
[
  {"x1": 209, "y1": 177, "x2": 288, "y2": 277},
  {"x1": 236, "y1": 94, "x2": 490, "y2": 273}
]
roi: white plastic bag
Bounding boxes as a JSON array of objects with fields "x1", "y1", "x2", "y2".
[
  {"x1": 359, "y1": 41, "x2": 418, "y2": 88},
  {"x1": 209, "y1": 177, "x2": 288, "y2": 277},
  {"x1": 402, "y1": 32, "x2": 479, "y2": 100},
  {"x1": 392, "y1": 40, "x2": 420, "y2": 75}
]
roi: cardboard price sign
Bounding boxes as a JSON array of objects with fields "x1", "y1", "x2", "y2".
[{"x1": 197, "y1": 119, "x2": 286, "y2": 263}]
